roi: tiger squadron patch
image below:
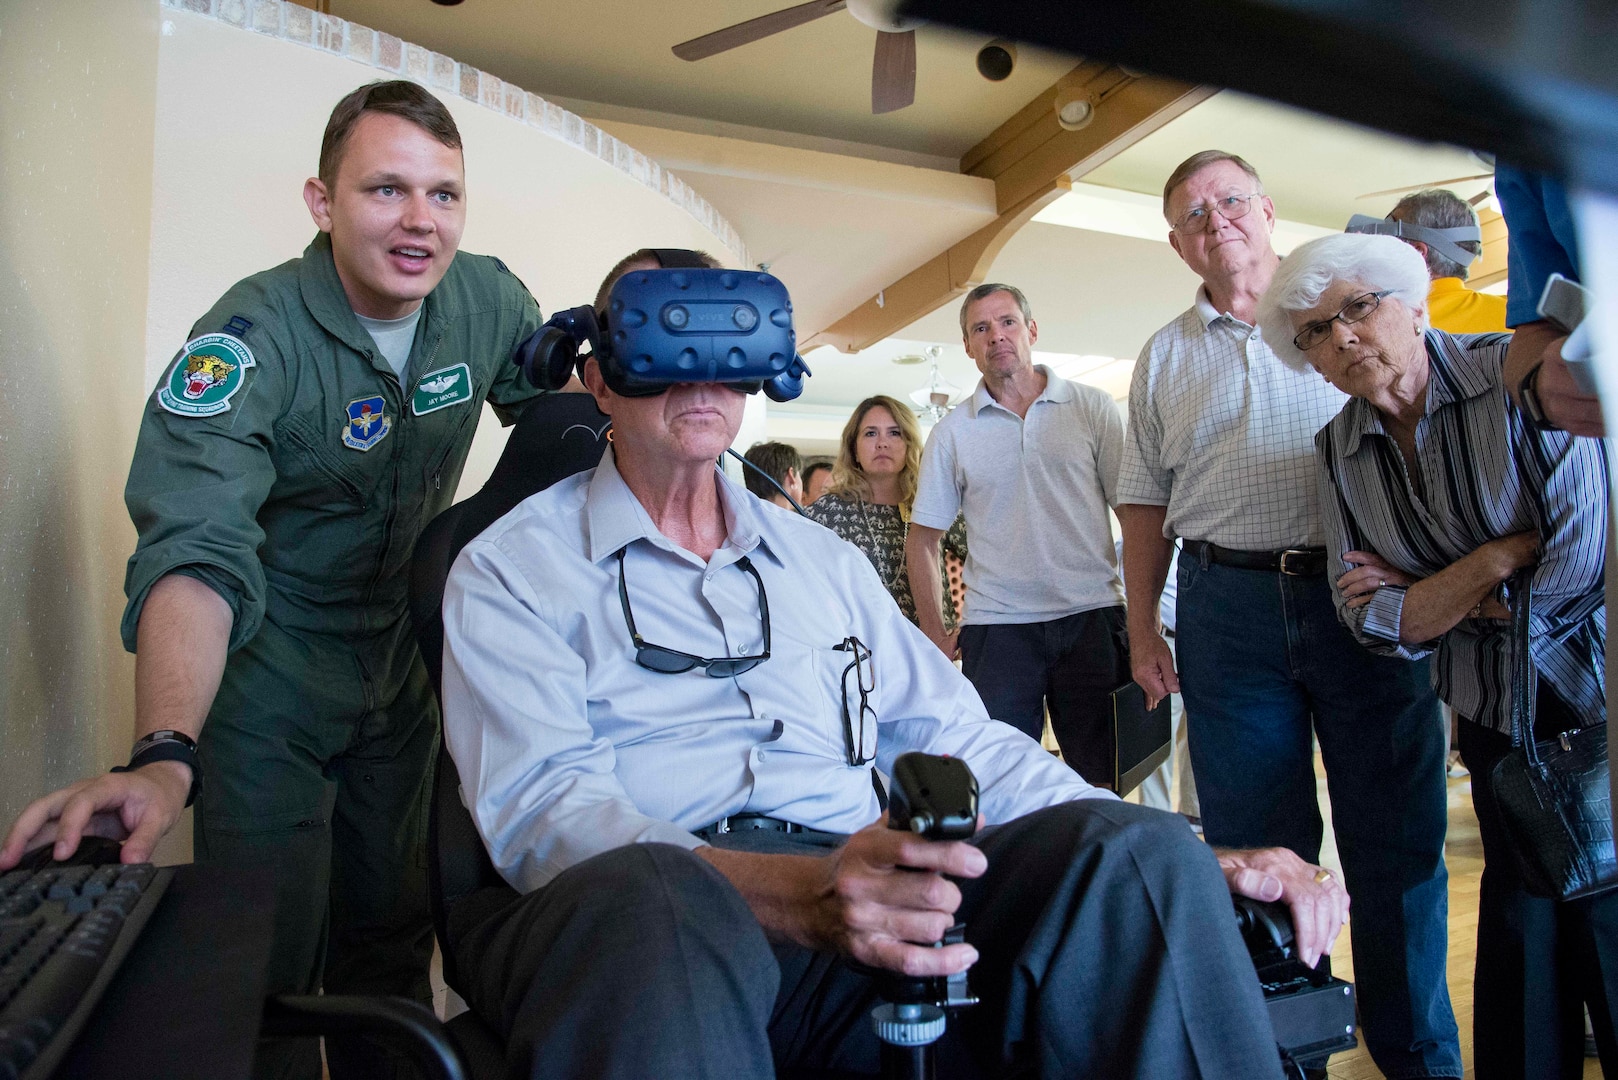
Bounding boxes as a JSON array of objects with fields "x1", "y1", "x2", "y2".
[{"x1": 157, "y1": 334, "x2": 255, "y2": 417}]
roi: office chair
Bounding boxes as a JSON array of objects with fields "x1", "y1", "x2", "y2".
[{"x1": 407, "y1": 391, "x2": 614, "y2": 1077}]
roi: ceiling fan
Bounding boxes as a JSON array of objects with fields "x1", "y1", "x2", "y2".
[{"x1": 672, "y1": 0, "x2": 925, "y2": 115}]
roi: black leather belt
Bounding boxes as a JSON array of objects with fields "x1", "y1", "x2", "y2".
[
  {"x1": 695, "y1": 813, "x2": 804, "y2": 839},
  {"x1": 1187, "y1": 540, "x2": 1327, "y2": 577}
]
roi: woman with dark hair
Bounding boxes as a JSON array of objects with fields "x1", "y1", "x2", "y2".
[
  {"x1": 807, "y1": 396, "x2": 967, "y2": 627},
  {"x1": 1259, "y1": 231, "x2": 1613, "y2": 1079}
]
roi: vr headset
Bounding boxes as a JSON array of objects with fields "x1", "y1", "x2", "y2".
[
  {"x1": 1343, "y1": 214, "x2": 1481, "y2": 268},
  {"x1": 514, "y1": 248, "x2": 812, "y2": 402}
]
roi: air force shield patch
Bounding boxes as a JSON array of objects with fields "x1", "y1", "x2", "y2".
[{"x1": 343, "y1": 395, "x2": 392, "y2": 451}]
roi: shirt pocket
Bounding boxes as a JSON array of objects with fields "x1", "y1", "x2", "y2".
[
  {"x1": 794, "y1": 638, "x2": 882, "y2": 767},
  {"x1": 275, "y1": 412, "x2": 370, "y2": 510}
]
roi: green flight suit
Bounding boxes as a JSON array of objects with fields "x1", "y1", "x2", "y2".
[{"x1": 121, "y1": 232, "x2": 543, "y2": 1071}]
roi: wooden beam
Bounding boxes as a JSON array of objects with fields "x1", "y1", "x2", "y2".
[
  {"x1": 1470, "y1": 205, "x2": 1508, "y2": 289},
  {"x1": 806, "y1": 70, "x2": 1214, "y2": 354}
]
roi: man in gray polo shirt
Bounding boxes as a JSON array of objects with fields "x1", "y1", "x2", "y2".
[{"x1": 906, "y1": 284, "x2": 1127, "y2": 785}]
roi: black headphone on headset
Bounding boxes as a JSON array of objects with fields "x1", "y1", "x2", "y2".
[{"x1": 513, "y1": 249, "x2": 810, "y2": 402}]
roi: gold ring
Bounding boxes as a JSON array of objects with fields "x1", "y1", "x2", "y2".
[{"x1": 1313, "y1": 868, "x2": 1333, "y2": 885}]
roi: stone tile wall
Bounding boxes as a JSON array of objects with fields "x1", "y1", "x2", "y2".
[{"x1": 160, "y1": 0, "x2": 749, "y2": 264}]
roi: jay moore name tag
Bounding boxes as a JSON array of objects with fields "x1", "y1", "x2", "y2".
[{"x1": 412, "y1": 363, "x2": 474, "y2": 416}]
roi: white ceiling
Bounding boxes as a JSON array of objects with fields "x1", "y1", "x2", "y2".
[
  {"x1": 327, "y1": 0, "x2": 1080, "y2": 161},
  {"x1": 324, "y1": 2, "x2": 1504, "y2": 451},
  {"x1": 1081, "y1": 91, "x2": 1496, "y2": 229},
  {"x1": 593, "y1": 119, "x2": 999, "y2": 341}
]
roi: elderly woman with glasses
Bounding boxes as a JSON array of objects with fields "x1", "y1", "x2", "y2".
[
  {"x1": 806, "y1": 395, "x2": 968, "y2": 629},
  {"x1": 1257, "y1": 232, "x2": 1613, "y2": 1078}
]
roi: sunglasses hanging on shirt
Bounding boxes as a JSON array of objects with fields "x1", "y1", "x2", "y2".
[{"x1": 615, "y1": 548, "x2": 770, "y2": 677}]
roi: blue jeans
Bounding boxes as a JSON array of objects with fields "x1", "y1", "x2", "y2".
[{"x1": 1176, "y1": 556, "x2": 1460, "y2": 1079}]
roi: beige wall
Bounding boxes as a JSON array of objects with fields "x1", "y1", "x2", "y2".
[
  {"x1": 0, "y1": 1, "x2": 161, "y2": 833},
  {"x1": 0, "y1": 1, "x2": 743, "y2": 854}
]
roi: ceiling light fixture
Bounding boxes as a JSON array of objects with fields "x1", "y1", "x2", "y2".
[
  {"x1": 908, "y1": 346, "x2": 964, "y2": 424},
  {"x1": 1053, "y1": 87, "x2": 1096, "y2": 130}
]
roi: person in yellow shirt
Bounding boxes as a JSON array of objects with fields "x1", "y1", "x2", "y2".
[{"x1": 1347, "y1": 188, "x2": 1507, "y2": 333}]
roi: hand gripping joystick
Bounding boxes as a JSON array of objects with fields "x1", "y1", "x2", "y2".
[{"x1": 871, "y1": 753, "x2": 979, "y2": 1080}]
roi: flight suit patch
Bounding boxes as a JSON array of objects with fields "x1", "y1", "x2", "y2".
[
  {"x1": 157, "y1": 333, "x2": 256, "y2": 417},
  {"x1": 411, "y1": 362, "x2": 474, "y2": 416},
  {"x1": 343, "y1": 395, "x2": 392, "y2": 451}
]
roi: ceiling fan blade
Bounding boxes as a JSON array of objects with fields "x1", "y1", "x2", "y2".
[
  {"x1": 1355, "y1": 172, "x2": 1496, "y2": 200},
  {"x1": 673, "y1": 0, "x2": 846, "y2": 62},
  {"x1": 871, "y1": 28, "x2": 916, "y2": 114}
]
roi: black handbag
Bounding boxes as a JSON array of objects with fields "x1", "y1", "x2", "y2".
[{"x1": 1489, "y1": 569, "x2": 1617, "y2": 901}]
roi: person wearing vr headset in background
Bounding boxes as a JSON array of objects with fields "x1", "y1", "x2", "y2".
[
  {"x1": 0, "y1": 80, "x2": 549, "y2": 1079},
  {"x1": 1347, "y1": 189, "x2": 1507, "y2": 333},
  {"x1": 440, "y1": 252, "x2": 1349, "y2": 1079}
]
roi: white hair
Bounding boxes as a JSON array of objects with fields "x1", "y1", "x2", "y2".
[{"x1": 1257, "y1": 233, "x2": 1431, "y2": 371}]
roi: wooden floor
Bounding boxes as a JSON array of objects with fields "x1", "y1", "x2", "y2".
[{"x1": 1312, "y1": 761, "x2": 1603, "y2": 1079}]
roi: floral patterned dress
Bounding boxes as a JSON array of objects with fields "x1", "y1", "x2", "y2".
[{"x1": 806, "y1": 492, "x2": 968, "y2": 629}]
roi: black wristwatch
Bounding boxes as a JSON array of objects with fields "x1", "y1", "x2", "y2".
[
  {"x1": 111, "y1": 729, "x2": 202, "y2": 807},
  {"x1": 1517, "y1": 361, "x2": 1559, "y2": 431}
]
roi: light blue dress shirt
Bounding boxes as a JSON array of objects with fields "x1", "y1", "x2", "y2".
[{"x1": 441, "y1": 449, "x2": 1107, "y2": 894}]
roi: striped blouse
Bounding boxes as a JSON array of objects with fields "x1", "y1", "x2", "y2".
[{"x1": 1315, "y1": 330, "x2": 1607, "y2": 734}]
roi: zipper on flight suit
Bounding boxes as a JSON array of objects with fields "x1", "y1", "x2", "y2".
[
  {"x1": 364, "y1": 334, "x2": 446, "y2": 606},
  {"x1": 426, "y1": 404, "x2": 480, "y2": 495}
]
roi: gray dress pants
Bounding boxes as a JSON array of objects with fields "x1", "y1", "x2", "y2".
[{"x1": 448, "y1": 799, "x2": 1283, "y2": 1079}]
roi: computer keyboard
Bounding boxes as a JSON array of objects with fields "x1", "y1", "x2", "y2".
[{"x1": 0, "y1": 857, "x2": 172, "y2": 1080}]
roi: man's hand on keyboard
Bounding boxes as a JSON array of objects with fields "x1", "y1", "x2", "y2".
[{"x1": 0, "y1": 761, "x2": 191, "y2": 870}]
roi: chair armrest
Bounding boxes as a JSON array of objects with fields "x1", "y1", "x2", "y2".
[{"x1": 261, "y1": 994, "x2": 468, "y2": 1080}]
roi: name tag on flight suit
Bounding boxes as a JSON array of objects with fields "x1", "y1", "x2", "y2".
[{"x1": 412, "y1": 363, "x2": 474, "y2": 416}]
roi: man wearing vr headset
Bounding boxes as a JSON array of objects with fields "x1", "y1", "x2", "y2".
[
  {"x1": 439, "y1": 260, "x2": 1348, "y2": 1079},
  {"x1": 0, "y1": 80, "x2": 546, "y2": 1078},
  {"x1": 1348, "y1": 189, "x2": 1507, "y2": 333}
]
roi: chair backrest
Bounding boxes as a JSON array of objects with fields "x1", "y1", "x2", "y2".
[{"x1": 408, "y1": 392, "x2": 612, "y2": 991}]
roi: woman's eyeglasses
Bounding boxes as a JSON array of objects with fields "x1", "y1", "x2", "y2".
[
  {"x1": 835, "y1": 635, "x2": 876, "y2": 766},
  {"x1": 616, "y1": 549, "x2": 770, "y2": 677},
  {"x1": 1292, "y1": 290, "x2": 1392, "y2": 352}
]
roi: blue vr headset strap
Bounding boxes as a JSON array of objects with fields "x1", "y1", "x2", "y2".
[
  {"x1": 514, "y1": 305, "x2": 602, "y2": 391},
  {"x1": 1344, "y1": 214, "x2": 1482, "y2": 269},
  {"x1": 650, "y1": 248, "x2": 711, "y2": 270},
  {"x1": 513, "y1": 251, "x2": 707, "y2": 390}
]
